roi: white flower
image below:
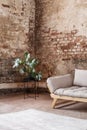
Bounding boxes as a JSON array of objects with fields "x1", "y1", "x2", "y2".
[
  {"x1": 26, "y1": 62, "x2": 30, "y2": 66},
  {"x1": 32, "y1": 59, "x2": 36, "y2": 64},
  {"x1": 26, "y1": 53, "x2": 30, "y2": 62},
  {"x1": 13, "y1": 58, "x2": 21, "y2": 68},
  {"x1": 19, "y1": 69, "x2": 24, "y2": 74},
  {"x1": 32, "y1": 69, "x2": 35, "y2": 72}
]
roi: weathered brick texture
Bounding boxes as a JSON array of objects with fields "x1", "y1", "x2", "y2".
[
  {"x1": 0, "y1": 0, "x2": 35, "y2": 83},
  {"x1": 0, "y1": 0, "x2": 35, "y2": 58},
  {"x1": 35, "y1": 0, "x2": 87, "y2": 77},
  {"x1": 1, "y1": 0, "x2": 87, "y2": 83}
]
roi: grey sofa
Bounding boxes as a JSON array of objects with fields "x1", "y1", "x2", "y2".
[{"x1": 47, "y1": 69, "x2": 87, "y2": 108}]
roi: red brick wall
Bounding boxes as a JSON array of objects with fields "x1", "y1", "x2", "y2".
[
  {"x1": 1, "y1": 0, "x2": 87, "y2": 83},
  {"x1": 0, "y1": 0, "x2": 35, "y2": 83},
  {"x1": 35, "y1": 0, "x2": 87, "y2": 78},
  {"x1": 35, "y1": 27, "x2": 87, "y2": 77}
]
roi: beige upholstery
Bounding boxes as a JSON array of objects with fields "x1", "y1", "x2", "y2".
[
  {"x1": 54, "y1": 86, "x2": 87, "y2": 98},
  {"x1": 47, "y1": 69, "x2": 87, "y2": 108},
  {"x1": 73, "y1": 69, "x2": 87, "y2": 87},
  {"x1": 47, "y1": 74, "x2": 73, "y2": 93}
]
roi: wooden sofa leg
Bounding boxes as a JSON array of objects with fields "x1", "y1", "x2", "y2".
[{"x1": 52, "y1": 98, "x2": 58, "y2": 109}]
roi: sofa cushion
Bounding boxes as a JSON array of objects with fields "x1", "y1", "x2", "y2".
[
  {"x1": 54, "y1": 86, "x2": 87, "y2": 98},
  {"x1": 73, "y1": 69, "x2": 87, "y2": 87},
  {"x1": 47, "y1": 74, "x2": 73, "y2": 93}
]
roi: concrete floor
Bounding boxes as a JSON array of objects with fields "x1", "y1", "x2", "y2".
[{"x1": 0, "y1": 92, "x2": 87, "y2": 119}]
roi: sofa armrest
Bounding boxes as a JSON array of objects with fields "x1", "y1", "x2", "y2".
[{"x1": 47, "y1": 74, "x2": 73, "y2": 93}]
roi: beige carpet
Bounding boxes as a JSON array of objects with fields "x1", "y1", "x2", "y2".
[{"x1": 0, "y1": 109, "x2": 87, "y2": 130}]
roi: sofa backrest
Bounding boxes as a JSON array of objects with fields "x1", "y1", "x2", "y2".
[{"x1": 47, "y1": 74, "x2": 73, "y2": 93}]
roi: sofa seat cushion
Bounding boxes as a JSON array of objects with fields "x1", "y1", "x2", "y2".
[{"x1": 54, "y1": 86, "x2": 87, "y2": 98}]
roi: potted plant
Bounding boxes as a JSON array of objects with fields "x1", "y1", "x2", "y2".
[{"x1": 13, "y1": 52, "x2": 42, "y2": 81}]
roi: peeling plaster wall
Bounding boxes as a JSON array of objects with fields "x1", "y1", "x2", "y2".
[
  {"x1": 35, "y1": 0, "x2": 87, "y2": 77},
  {"x1": 0, "y1": 0, "x2": 35, "y2": 83},
  {"x1": 1, "y1": 0, "x2": 87, "y2": 83},
  {"x1": 0, "y1": 0, "x2": 35, "y2": 58}
]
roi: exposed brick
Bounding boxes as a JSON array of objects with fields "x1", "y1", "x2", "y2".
[
  {"x1": 0, "y1": 0, "x2": 35, "y2": 83},
  {"x1": 36, "y1": 26, "x2": 87, "y2": 76},
  {"x1": 1, "y1": 0, "x2": 87, "y2": 82},
  {"x1": 0, "y1": 0, "x2": 35, "y2": 59},
  {"x1": 2, "y1": 4, "x2": 10, "y2": 8}
]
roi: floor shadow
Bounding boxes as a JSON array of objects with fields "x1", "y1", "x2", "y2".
[{"x1": 56, "y1": 102, "x2": 87, "y2": 112}]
